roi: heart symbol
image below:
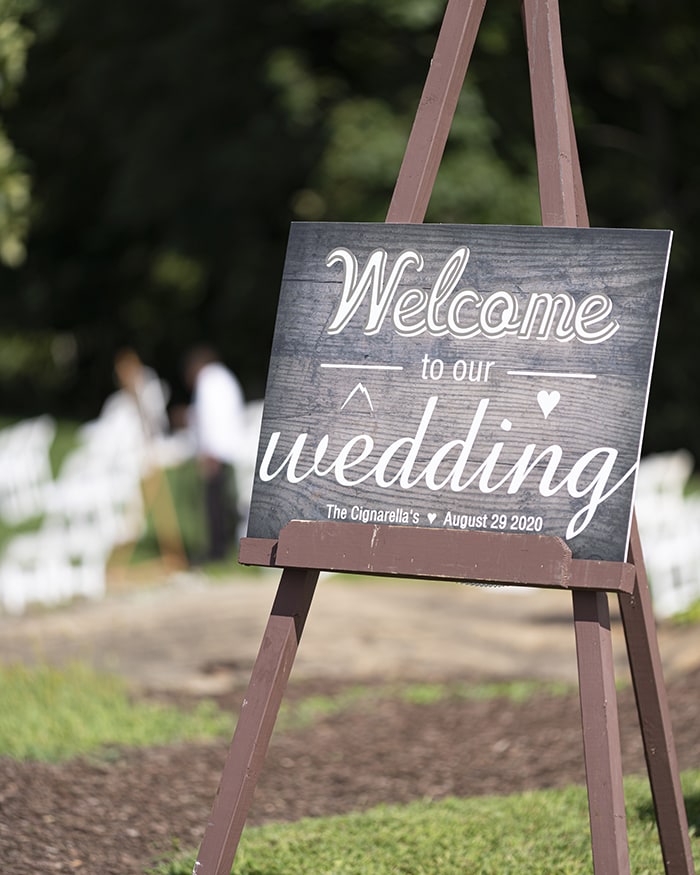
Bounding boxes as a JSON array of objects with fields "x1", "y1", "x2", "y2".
[
  {"x1": 537, "y1": 390, "x2": 560, "y2": 419},
  {"x1": 427, "y1": 512, "x2": 437, "y2": 525}
]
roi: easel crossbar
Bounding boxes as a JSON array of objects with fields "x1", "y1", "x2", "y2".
[{"x1": 240, "y1": 523, "x2": 635, "y2": 593}]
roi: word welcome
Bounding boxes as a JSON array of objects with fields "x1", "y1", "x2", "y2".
[
  {"x1": 326, "y1": 246, "x2": 620, "y2": 343},
  {"x1": 259, "y1": 396, "x2": 635, "y2": 540}
]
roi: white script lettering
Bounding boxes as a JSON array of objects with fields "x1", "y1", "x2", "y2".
[
  {"x1": 258, "y1": 396, "x2": 635, "y2": 539},
  {"x1": 325, "y1": 247, "x2": 620, "y2": 343}
]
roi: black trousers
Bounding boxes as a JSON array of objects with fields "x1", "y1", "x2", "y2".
[{"x1": 204, "y1": 462, "x2": 237, "y2": 560}]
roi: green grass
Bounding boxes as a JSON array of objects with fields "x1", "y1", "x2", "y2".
[
  {"x1": 0, "y1": 662, "x2": 234, "y2": 760},
  {"x1": 276, "y1": 678, "x2": 573, "y2": 730},
  {"x1": 48, "y1": 417, "x2": 82, "y2": 476},
  {"x1": 2, "y1": 661, "x2": 697, "y2": 873},
  {"x1": 0, "y1": 664, "x2": 571, "y2": 762},
  {"x1": 0, "y1": 664, "x2": 566, "y2": 760},
  {"x1": 156, "y1": 771, "x2": 700, "y2": 874},
  {"x1": 670, "y1": 598, "x2": 700, "y2": 626}
]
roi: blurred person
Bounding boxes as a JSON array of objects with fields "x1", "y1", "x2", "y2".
[
  {"x1": 112, "y1": 348, "x2": 187, "y2": 565},
  {"x1": 113, "y1": 347, "x2": 170, "y2": 442},
  {"x1": 184, "y1": 345, "x2": 246, "y2": 561}
]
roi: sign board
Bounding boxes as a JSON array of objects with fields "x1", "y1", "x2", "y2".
[{"x1": 247, "y1": 222, "x2": 671, "y2": 561}]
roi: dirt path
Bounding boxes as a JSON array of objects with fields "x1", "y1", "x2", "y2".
[{"x1": 1, "y1": 565, "x2": 697, "y2": 693}]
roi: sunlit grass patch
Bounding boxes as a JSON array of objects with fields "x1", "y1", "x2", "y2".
[
  {"x1": 0, "y1": 662, "x2": 233, "y2": 761},
  {"x1": 156, "y1": 770, "x2": 700, "y2": 874}
]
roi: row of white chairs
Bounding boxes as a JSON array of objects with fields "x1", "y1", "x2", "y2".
[
  {"x1": 0, "y1": 415, "x2": 56, "y2": 525},
  {"x1": 634, "y1": 450, "x2": 700, "y2": 619},
  {"x1": 0, "y1": 399, "x2": 148, "y2": 614},
  {"x1": 0, "y1": 397, "x2": 264, "y2": 615}
]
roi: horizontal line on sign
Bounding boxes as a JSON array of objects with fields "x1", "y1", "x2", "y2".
[
  {"x1": 320, "y1": 363, "x2": 404, "y2": 371},
  {"x1": 507, "y1": 370, "x2": 597, "y2": 379}
]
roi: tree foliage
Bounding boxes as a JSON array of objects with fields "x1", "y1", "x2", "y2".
[
  {"x1": 0, "y1": 0, "x2": 34, "y2": 267},
  {"x1": 0, "y1": 0, "x2": 699, "y2": 460}
]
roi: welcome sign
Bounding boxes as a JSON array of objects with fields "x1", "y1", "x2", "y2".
[{"x1": 246, "y1": 222, "x2": 671, "y2": 562}]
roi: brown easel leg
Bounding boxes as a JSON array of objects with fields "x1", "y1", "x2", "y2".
[
  {"x1": 573, "y1": 589, "x2": 631, "y2": 875},
  {"x1": 525, "y1": 0, "x2": 631, "y2": 859},
  {"x1": 386, "y1": 0, "x2": 487, "y2": 224},
  {"x1": 193, "y1": 567, "x2": 319, "y2": 875},
  {"x1": 618, "y1": 518, "x2": 695, "y2": 875}
]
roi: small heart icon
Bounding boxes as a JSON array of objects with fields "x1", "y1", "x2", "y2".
[
  {"x1": 427, "y1": 512, "x2": 437, "y2": 525},
  {"x1": 537, "y1": 390, "x2": 561, "y2": 419}
]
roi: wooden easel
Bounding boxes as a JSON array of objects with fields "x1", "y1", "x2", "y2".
[{"x1": 192, "y1": 1, "x2": 695, "y2": 873}]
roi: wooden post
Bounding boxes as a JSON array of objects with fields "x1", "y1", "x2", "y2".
[
  {"x1": 522, "y1": 2, "x2": 693, "y2": 870},
  {"x1": 522, "y1": 0, "x2": 631, "y2": 870},
  {"x1": 619, "y1": 517, "x2": 696, "y2": 874},
  {"x1": 386, "y1": 0, "x2": 487, "y2": 224},
  {"x1": 193, "y1": 568, "x2": 318, "y2": 874},
  {"x1": 573, "y1": 590, "x2": 631, "y2": 873}
]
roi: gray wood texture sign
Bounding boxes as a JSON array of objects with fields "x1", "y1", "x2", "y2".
[{"x1": 246, "y1": 222, "x2": 672, "y2": 561}]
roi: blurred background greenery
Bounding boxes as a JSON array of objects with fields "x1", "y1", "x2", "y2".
[{"x1": 0, "y1": 0, "x2": 698, "y2": 458}]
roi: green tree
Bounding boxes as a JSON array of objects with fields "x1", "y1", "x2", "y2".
[
  {"x1": 0, "y1": 0, "x2": 34, "y2": 266},
  {"x1": 559, "y1": 0, "x2": 700, "y2": 455},
  {"x1": 2, "y1": 0, "x2": 700, "y2": 464},
  {"x1": 0, "y1": 0, "x2": 538, "y2": 417}
]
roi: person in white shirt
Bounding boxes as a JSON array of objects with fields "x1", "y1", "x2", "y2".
[{"x1": 185, "y1": 346, "x2": 246, "y2": 561}]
